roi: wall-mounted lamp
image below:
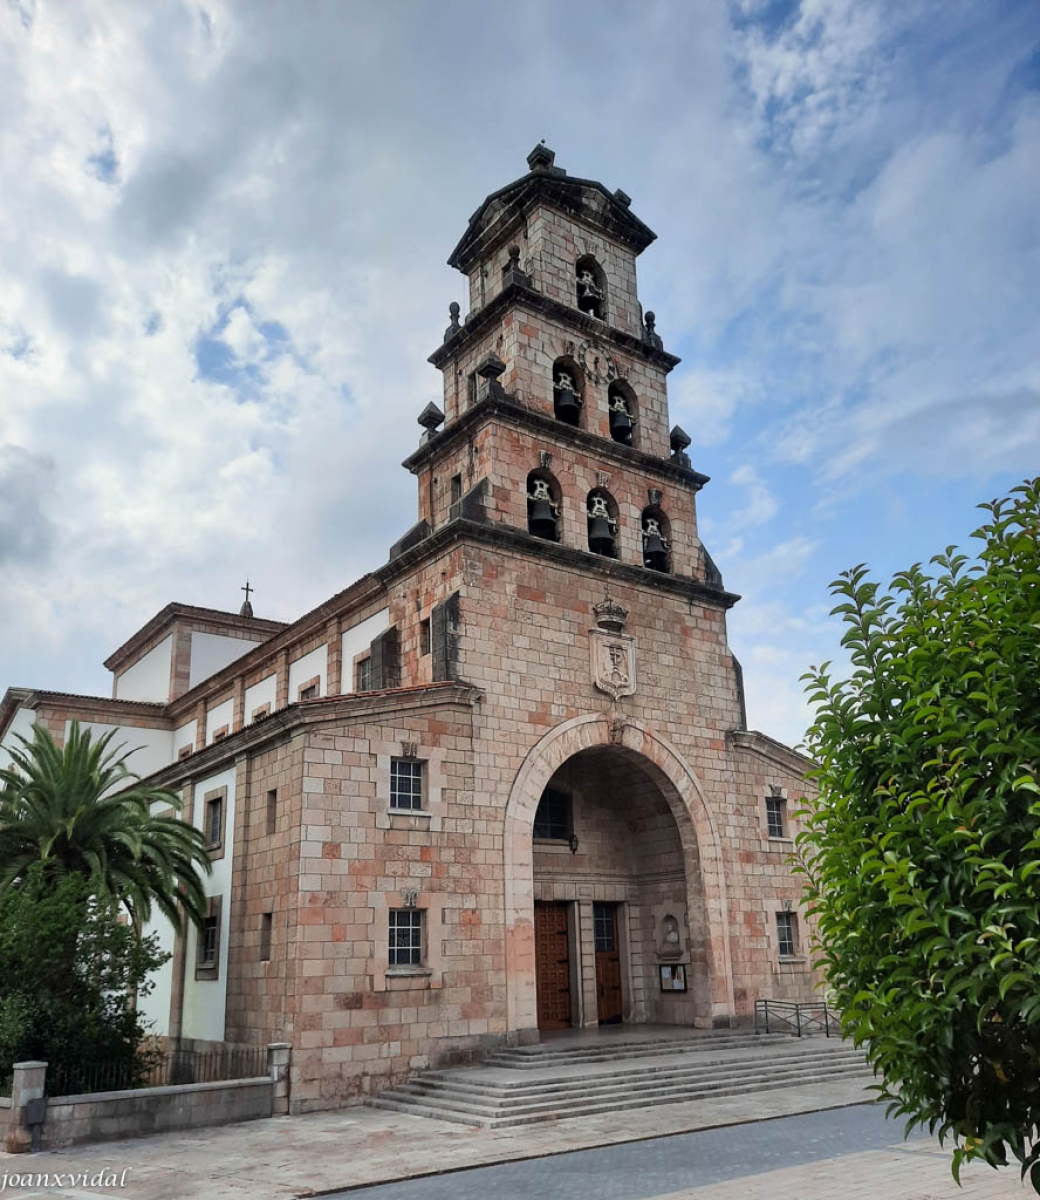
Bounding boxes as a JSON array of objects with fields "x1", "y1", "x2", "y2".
[{"x1": 568, "y1": 833, "x2": 580, "y2": 855}]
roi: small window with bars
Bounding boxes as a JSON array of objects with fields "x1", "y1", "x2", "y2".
[
  {"x1": 533, "y1": 788, "x2": 571, "y2": 840},
  {"x1": 389, "y1": 909, "x2": 424, "y2": 967},
  {"x1": 776, "y1": 911, "x2": 797, "y2": 958},
  {"x1": 766, "y1": 796, "x2": 786, "y2": 839},
  {"x1": 390, "y1": 758, "x2": 424, "y2": 810}
]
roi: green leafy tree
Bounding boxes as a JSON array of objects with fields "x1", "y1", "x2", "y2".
[
  {"x1": 797, "y1": 478, "x2": 1040, "y2": 1189},
  {"x1": 0, "y1": 721, "x2": 210, "y2": 931},
  {"x1": 0, "y1": 865, "x2": 168, "y2": 1092}
]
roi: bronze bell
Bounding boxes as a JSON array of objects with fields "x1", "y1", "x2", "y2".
[
  {"x1": 588, "y1": 515, "x2": 616, "y2": 557},
  {"x1": 643, "y1": 520, "x2": 670, "y2": 572},
  {"x1": 609, "y1": 405, "x2": 633, "y2": 445},
  {"x1": 554, "y1": 385, "x2": 581, "y2": 426},
  {"x1": 528, "y1": 498, "x2": 558, "y2": 540}
]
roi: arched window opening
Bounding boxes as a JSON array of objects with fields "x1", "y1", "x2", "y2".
[
  {"x1": 575, "y1": 256, "x2": 606, "y2": 320},
  {"x1": 527, "y1": 470, "x2": 561, "y2": 542},
  {"x1": 607, "y1": 381, "x2": 636, "y2": 446},
  {"x1": 642, "y1": 507, "x2": 671, "y2": 573},
  {"x1": 586, "y1": 489, "x2": 618, "y2": 558},
  {"x1": 552, "y1": 358, "x2": 583, "y2": 427}
]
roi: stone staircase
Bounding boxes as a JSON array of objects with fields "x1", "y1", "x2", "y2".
[{"x1": 366, "y1": 1030, "x2": 873, "y2": 1128}]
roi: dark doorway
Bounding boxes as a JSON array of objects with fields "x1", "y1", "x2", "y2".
[
  {"x1": 535, "y1": 902, "x2": 572, "y2": 1030},
  {"x1": 594, "y1": 902, "x2": 623, "y2": 1024}
]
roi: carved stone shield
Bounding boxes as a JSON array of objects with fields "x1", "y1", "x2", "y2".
[{"x1": 590, "y1": 630, "x2": 636, "y2": 700}]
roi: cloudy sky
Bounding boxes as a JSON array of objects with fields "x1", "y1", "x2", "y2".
[{"x1": 1, "y1": 0, "x2": 1038, "y2": 747}]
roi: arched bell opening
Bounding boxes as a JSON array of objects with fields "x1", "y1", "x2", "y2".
[
  {"x1": 528, "y1": 743, "x2": 709, "y2": 1030},
  {"x1": 575, "y1": 256, "x2": 607, "y2": 321},
  {"x1": 642, "y1": 506, "x2": 672, "y2": 573},
  {"x1": 552, "y1": 357, "x2": 584, "y2": 427},
  {"x1": 607, "y1": 380, "x2": 637, "y2": 448},
  {"x1": 586, "y1": 488, "x2": 619, "y2": 559},
  {"x1": 526, "y1": 469, "x2": 562, "y2": 543}
]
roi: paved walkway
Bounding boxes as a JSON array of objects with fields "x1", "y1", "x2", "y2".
[{"x1": 0, "y1": 1077, "x2": 1025, "y2": 1198}]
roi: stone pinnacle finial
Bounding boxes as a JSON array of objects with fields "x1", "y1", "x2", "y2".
[
  {"x1": 527, "y1": 142, "x2": 556, "y2": 172},
  {"x1": 240, "y1": 580, "x2": 254, "y2": 619}
]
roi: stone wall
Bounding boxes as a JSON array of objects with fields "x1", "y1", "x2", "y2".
[{"x1": 41, "y1": 1078, "x2": 272, "y2": 1147}]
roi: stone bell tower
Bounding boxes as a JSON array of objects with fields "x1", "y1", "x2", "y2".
[{"x1": 404, "y1": 141, "x2": 725, "y2": 595}]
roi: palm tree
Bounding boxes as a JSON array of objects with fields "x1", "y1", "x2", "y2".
[{"x1": 0, "y1": 721, "x2": 211, "y2": 931}]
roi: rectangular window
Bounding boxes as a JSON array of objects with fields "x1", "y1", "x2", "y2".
[
  {"x1": 195, "y1": 895, "x2": 222, "y2": 979},
  {"x1": 450, "y1": 474, "x2": 462, "y2": 507},
  {"x1": 776, "y1": 912, "x2": 797, "y2": 958},
  {"x1": 205, "y1": 796, "x2": 223, "y2": 848},
  {"x1": 260, "y1": 912, "x2": 272, "y2": 962},
  {"x1": 419, "y1": 618, "x2": 431, "y2": 657},
  {"x1": 390, "y1": 758, "x2": 424, "y2": 810},
  {"x1": 298, "y1": 684, "x2": 317, "y2": 701},
  {"x1": 178, "y1": 744, "x2": 193, "y2": 761},
  {"x1": 389, "y1": 909, "x2": 424, "y2": 967},
  {"x1": 533, "y1": 788, "x2": 571, "y2": 840},
  {"x1": 266, "y1": 788, "x2": 278, "y2": 836},
  {"x1": 355, "y1": 656, "x2": 372, "y2": 692},
  {"x1": 251, "y1": 704, "x2": 271, "y2": 722},
  {"x1": 766, "y1": 797, "x2": 786, "y2": 839}
]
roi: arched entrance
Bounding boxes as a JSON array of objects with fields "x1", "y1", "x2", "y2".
[{"x1": 504, "y1": 715, "x2": 735, "y2": 1040}]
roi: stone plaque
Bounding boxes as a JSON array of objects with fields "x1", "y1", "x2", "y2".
[{"x1": 590, "y1": 629, "x2": 636, "y2": 700}]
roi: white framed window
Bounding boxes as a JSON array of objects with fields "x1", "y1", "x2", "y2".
[
  {"x1": 776, "y1": 911, "x2": 798, "y2": 958},
  {"x1": 389, "y1": 909, "x2": 424, "y2": 967},
  {"x1": 766, "y1": 796, "x2": 786, "y2": 839},
  {"x1": 390, "y1": 758, "x2": 424, "y2": 810}
]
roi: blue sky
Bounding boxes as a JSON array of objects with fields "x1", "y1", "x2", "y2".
[{"x1": 0, "y1": 0, "x2": 1037, "y2": 746}]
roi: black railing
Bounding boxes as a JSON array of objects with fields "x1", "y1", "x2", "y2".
[
  {"x1": 754, "y1": 999, "x2": 841, "y2": 1038},
  {"x1": 46, "y1": 1045, "x2": 268, "y2": 1097}
]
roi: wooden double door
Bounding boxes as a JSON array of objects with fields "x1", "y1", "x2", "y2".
[{"x1": 535, "y1": 901, "x2": 625, "y2": 1029}]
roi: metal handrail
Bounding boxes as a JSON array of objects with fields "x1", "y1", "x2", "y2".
[{"x1": 754, "y1": 998, "x2": 841, "y2": 1038}]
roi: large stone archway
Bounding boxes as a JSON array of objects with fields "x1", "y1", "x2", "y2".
[{"x1": 504, "y1": 714, "x2": 735, "y2": 1038}]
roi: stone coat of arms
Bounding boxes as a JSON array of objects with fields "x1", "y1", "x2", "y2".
[{"x1": 589, "y1": 594, "x2": 636, "y2": 700}]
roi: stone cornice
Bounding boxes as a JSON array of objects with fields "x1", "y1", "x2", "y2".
[
  {"x1": 378, "y1": 516, "x2": 740, "y2": 611},
  {"x1": 727, "y1": 728, "x2": 816, "y2": 775},
  {"x1": 401, "y1": 392, "x2": 709, "y2": 489},
  {"x1": 427, "y1": 280, "x2": 680, "y2": 373},
  {"x1": 104, "y1": 603, "x2": 288, "y2": 673},
  {"x1": 145, "y1": 683, "x2": 481, "y2": 789},
  {"x1": 449, "y1": 168, "x2": 656, "y2": 273}
]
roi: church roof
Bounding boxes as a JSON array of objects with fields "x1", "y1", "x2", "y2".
[
  {"x1": 447, "y1": 145, "x2": 657, "y2": 274},
  {"x1": 103, "y1": 602, "x2": 288, "y2": 673}
]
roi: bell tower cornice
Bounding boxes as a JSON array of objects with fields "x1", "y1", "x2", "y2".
[
  {"x1": 428, "y1": 278, "x2": 681, "y2": 374},
  {"x1": 448, "y1": 144, "x2": 657, "y2": 276}
]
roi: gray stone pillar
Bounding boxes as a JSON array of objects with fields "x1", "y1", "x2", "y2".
[
  {"x1": 267, "y1": 1043, "x2": 291, "y2": 1116},
  {"x1": 6, "y1": 1061, "x2": 47, "y2": 1154}
]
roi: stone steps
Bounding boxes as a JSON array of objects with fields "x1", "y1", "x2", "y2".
[
  {"x1": 483, "y1": 1031, "x2": 784, "y2": 1069},
  {"x1": 366, "y1": 1036, "x2": 873, "y2": 1128}
]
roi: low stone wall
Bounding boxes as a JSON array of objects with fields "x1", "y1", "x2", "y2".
[
  {"x1": 44, "y1": 1077, "x2": 272, "y2": 1148},
  {"x1": 4, "y1": 1045, "x2": 291, "y2": 1152}
]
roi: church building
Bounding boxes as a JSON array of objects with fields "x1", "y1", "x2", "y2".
[{"x1": 0, "y1": 146, "x2": 819, "y2": 1113}]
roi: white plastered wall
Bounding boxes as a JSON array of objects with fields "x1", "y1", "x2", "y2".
[
  {"x1": 288, "y1": 644, "x2": 328, "y2": 699},
  {"x1": 138, "y1": 903, "x2": 177, "y2": 1038},
  {"x1": 181, "y1": 766, "x2": 235, "y2": 1042},
  {"x1": 244, "y1": 673, "x2": 276, "y2": 722},
  {"x1": 173, "y1": 719, "x2": 198, "y2": 757},
  {"x1": 115, "y1": 634, "x2": 174, "y2": 703},
  {"x1": 189, "y1": 632, "x2": 262, "y2": 690},
  {"x1": 205, "y1": 698, "x2": 234, "y2": 744},
  {"x1": 0, "y1": 706, "x2": 35, "y2": 770},
  {"x1": 66, "y1": 720, "x2": 173, "y2": 781},
  {"x1": 340, "y1": 608, "x2": 390, "y2": 693}
]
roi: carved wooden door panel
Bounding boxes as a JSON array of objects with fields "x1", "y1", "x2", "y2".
[
  {"x1": 535, "y1": 903, "x2": 572, "y2": 1030},
  {"x1": 594, "y1": 902, "x2": 623, "y2": 1025}
]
